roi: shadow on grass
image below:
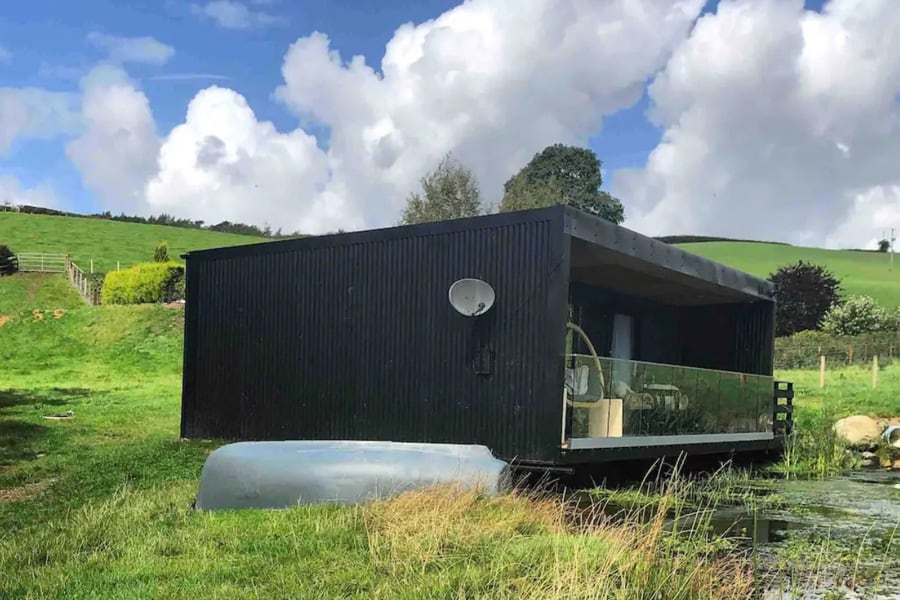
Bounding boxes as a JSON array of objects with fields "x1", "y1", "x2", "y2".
[{"x1": 0, "y1": 388, "x2": 93, "y2": 466}]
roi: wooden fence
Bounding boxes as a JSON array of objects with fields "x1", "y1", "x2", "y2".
[
  {"x1": 66, "y1": 259, "x2": 101, "y2": 305},
  {"x1": 11, "y1": 253, "x2": 101, "y2": 305},
  {"x1": 15, "y1": 253, "x2": 67, "y2": 273}
]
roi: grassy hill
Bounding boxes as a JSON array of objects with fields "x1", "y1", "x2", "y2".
[
  {"x1": 678, "y1": 241, "x2": 900, "y2": 307},
  {"x1": 3, "y1": 210, "x2": 900, "y2": 307},
  {"x1": 0, "y1": 212, "x2": 269, "y2": 273}
]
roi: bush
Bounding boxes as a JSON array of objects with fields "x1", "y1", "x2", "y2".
[
  {"x1": 821, "y1": 295, "x2": 891, "y2": 336},
  {"x1": 0, "y1": 244, "x2": 16, "y2": 276},
  {"x1": 153, "y1": 241, "x2": 170, "y2": 263},
  {"x1": 101, "y1": 262, "x2": 185, "y2": 305},
  {"x1": 770, "y1": 261, "x2": 842, "y2": 336}
]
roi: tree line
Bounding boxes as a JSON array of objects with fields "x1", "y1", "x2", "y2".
[
  {"x1": 400, "y1": 143, "x2": 625, "y2": 226},
  {"x1": 0, "y1": 203, "x2": 304, "y2": 239}
]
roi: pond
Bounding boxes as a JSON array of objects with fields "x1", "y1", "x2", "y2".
[{"x1": 688, "y1": 470, "x2": 900, "y2": 599}]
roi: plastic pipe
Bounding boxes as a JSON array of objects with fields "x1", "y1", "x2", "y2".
[{"x1": 883, "y1": 425, "x2": 900, "y2": 448}]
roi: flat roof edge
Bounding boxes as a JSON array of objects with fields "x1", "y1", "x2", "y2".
[
  {"x1": 182, "y1": 205, "x2": 566, "y2": 262},
  {"x1": 562, "y1": 206, "x2": 774, "y2": 301}
]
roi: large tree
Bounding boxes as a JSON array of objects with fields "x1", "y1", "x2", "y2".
[
  {"x1": 499, "y1": 144, "x2": 625, "y2": 223},
  {"x1": 770, "y1": 261, "x2": 842, "y2": 336},
  {"x1": 400, "y1": 154, "x2": 483, "y2": 225}
]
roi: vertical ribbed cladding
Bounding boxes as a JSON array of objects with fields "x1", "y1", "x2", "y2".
[
  {"x1": 734, "y1": 301, "x2": 774, "y2": 376},
  {"x1": 181, "y1": 208, "x2": 568, "y2": 462}
]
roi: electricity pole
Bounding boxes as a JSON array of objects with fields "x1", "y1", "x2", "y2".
[{"x1": 892, "y1": 228, "x2": 896, "y2": 271}]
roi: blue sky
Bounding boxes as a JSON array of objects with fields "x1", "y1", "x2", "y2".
[
  {"x1": 4, "y1": 0, "x2": 887, "y2": 250},
  {"x1": 1, "y1": 0, "x2": 682, "y2": 215},
  {"x1": 0, "y1": 1, "x2": 442, "y2": 212}
]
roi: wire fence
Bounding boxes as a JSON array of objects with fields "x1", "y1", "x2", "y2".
[{"x1": 774, "y1": 332, "x2": 900, "y2": 371}]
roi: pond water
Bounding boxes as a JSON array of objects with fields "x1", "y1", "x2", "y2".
[{"x1": 697, "y1": 470, "x2": 900, "y2": 599}]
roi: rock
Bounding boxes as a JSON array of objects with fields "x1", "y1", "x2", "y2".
[
  {"x1": 893, "y1": 459, "x2": 900, "y2": 470},
  {"x1": 861, "y1": 451, "x2": 877, "y2": 460},
  {"x1": 833, "y1": 415, "x2": 883, "y2": 448},
  {"x1": 862, "y1": 458, "x2": 876, "y2": 468}
]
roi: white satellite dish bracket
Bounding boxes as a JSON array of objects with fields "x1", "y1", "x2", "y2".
[{"x1": 448, "y1": 278, "x2": 495, "y2": 317}]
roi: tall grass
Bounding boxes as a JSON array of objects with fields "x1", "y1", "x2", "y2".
[
  {"x1": 0, "y1": 479, "x2": 758, "y2": 599},
  {"x1": 774, "y1": 365, "x2": 899, "y2": 477}
]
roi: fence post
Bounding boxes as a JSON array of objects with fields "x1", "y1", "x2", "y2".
[
  {"x1": 873, "y1": 355, "x2": 879, "y2": 389},
  {"x1": 819, "y1": 355, "x2": 826, "y2": 388},
  {"x1": 848, "y1": 346, "x2": 853, "y2": 365},
  {"x1": 90, "y1": 259, "x2": 94, "y2": 274},
  {"x1": 117, "y1": 261, "x2": 120, "y2": 271}
]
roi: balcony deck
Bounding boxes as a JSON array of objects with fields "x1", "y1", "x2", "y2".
[{"x1": 562, "y1": 355, "x2": 775, "y2": 450}]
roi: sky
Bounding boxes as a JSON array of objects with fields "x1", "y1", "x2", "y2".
[{"x1": 1, "y1": 0, "x2": 898, "y2": 249}]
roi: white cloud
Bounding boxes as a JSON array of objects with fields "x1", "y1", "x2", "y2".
[
  {"x1": 272, "y1": 0, "x2": 704, "y2": 231},
  {"x1": 65, "y1": 0, "x2": 701, "y2": 234},
  {"x1": 0, "y1": 175, "x2": 60, "y2": 209},
  {"x1": 191, "y1": 1, "x2": 284, "y2": 30},
  {"x1": 65, "y1": 65, "x2": 160, "y2": 210},
  {"x1": 144, "y1": 87, "x2": 339, "y2": 232},
  {"x1": 87, "y1": 32, "x2": 174, "y2": 66},
  {"x1": 0, "y1": 45, "x2": 11, "y2": 63},
  {"x1": 613, "y1": 0, "x2": 900, "y2": 248},
  {"x1": 0, "y1": 88, "x2": 80, "y2": 155}
]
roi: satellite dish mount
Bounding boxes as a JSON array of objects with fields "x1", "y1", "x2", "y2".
[{"x1": 448, "y1": 278, "x2": 495, "y2": 317}]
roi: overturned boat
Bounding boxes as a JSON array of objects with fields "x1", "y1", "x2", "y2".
[{"x1": 194, "y1": 440, "x2": 511, "y2": 510}]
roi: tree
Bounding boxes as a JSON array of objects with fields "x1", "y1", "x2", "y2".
[
  {"x1": 499, "y1": 143, "x2": 624, "y2": 223},
  {"x1": 400, "y1": 154, "x2": 483, "y2": 225},
  {"x1": 770, "y1": 261, "x2": 842, "y2": 336},
  {"x1": 878, "y1": 238, "x2": 890, "y2": 252}
]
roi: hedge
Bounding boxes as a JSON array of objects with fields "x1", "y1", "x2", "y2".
[
  {"x1": 101, "y1": 262, "x2": 185, "y2": 305},
  {"x1": 775, "y1": 329, "x2": 900, "y2": 370}
]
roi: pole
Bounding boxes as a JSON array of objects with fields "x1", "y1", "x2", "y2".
[
  {"x1": 819, "y1": 355, "x2": 826, "y2": 389},
  {"x1": 873, "y1": 355, "x2": 879, "y2": 389},
  {"x1": 891, "y1": 228, "x2": 895, "y2": 271},
  {"x1": 90, "y1": 259, "x2": 94, "y2": 274}
]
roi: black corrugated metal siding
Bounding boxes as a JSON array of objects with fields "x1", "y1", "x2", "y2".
[{"x1": 181, "y1": 208, "x2": 569, "y2": 462}]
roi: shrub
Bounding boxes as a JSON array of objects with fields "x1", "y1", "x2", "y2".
[
  {"x1": 770, "y1": 261, "x2": 842, "y2": 336},
  {"x1": 153, "y1": 241, "x2": 169, "y2": 263},
  {"x1": 0, "y1": 244, "x2": 16, "y2": 276},
  {"x1": 821, "y1": 295, "x2": 891, "y2": 336},
  {"x1": 101, "y1": 262, "x2": 185, "y2": 305}
]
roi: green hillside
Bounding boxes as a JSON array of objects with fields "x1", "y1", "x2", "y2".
[
  {"x1": 0, "y1": 212, "x2": 270, "y2": 273},
  {"x1": 4, "y1": 211, "x2": 899, "y2": 307},
  {"x1": 0, "y1": 274, "x2": 83, "y2": 316},
  {"x1": 679, "y1": 241, "x2": 900, "y2": 307}
]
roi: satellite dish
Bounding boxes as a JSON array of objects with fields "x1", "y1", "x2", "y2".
[{"x1": 448, "y1": 278, "x2": 495, "y2": 317}]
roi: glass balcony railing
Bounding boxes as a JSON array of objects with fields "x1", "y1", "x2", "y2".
[{"x1": 563, "y1": 355, "x2": 774, "y2": 445}]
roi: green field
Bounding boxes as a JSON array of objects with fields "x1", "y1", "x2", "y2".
[
  {"x1": 0, "y1": 212, "x2": 271, "y2": 273},
  {"x1": 3, "y1": 211, "x2": 900, "y2": 306},
  {"x1": 0, "y1": 275, "x2": 756, "y2": 599},
  {"x1": 0, "y1": 274, "x2": 83, "y2": 317},
  {"x1": 680, "y1": 241, "x2": 900, "y2": 307},
  {"x1": 1, "y1": 272, "x2": 898, "y2": 597}
]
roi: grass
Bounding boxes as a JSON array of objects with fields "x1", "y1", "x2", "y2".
[
  {"x1": 679, "y1": 241, "x2": 900, "y2": 307},
  {"x1": 773, "y1": 365, "x2": 900, "y2": 477},
  {"x1": 0, "y1": 273, "x2": 84, "y2": 317},
  {"x1": 0, "y1": 275, "x2": 759, "y2": 598},
  {"x1": 0, "y1": 212, "x2": 271, "y2": 273},
  {"x1": 2, "y1": 273, "x2": 898, "y2": 597}
]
